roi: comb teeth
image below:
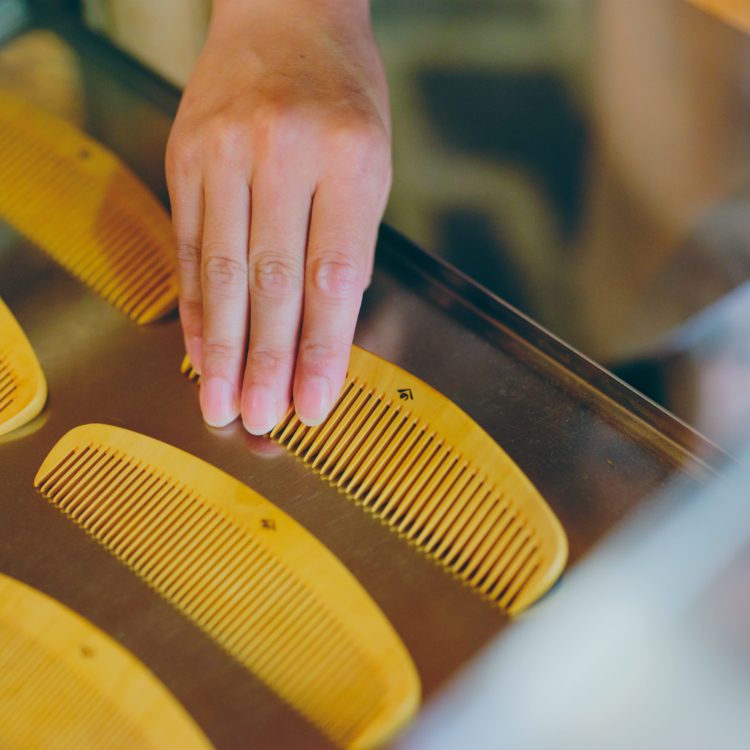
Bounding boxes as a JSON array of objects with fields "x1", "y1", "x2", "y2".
[
  {"x1": 35, "y1": 425, "x2": 420, "y2": 750},
  {"x1": 181, "y1": 354, "x2": 201, "y2": 382},
  {"x1": 0, "y1": 355, "x2": 18, "y2": 415},
  {"x1": 269, "y1": 346, "x2": 566, "y2": 614},
  {"x1": 0, "y1": 91, "x2": 178, "y2": 324},
  {"x1": 180, "y1": 346, "x2": 566, "y2": 613},
  {"x1": 270, "y1": 381, "x2": 542, "y2": 611},
  {"x1": 0, "y1": 573, "x2": 212, "y2": 750},
  {"x1": 0, "y1": 297, "x2": 47, "y2": 436}
]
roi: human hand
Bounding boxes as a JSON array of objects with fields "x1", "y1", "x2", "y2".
[{"x1": 166, "y1": 0, "x2": 391, "y2": 433}]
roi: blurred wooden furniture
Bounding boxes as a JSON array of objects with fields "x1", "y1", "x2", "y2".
[
  {"x1": 82, "y1": 0, "x2": 209, "y2": 86},
  {"x1": 688, "y1": 0, "x2": 750, "y2": 33}
]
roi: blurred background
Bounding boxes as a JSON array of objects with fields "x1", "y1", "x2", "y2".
[
  {"x1": 3, "y1": 0, "x2": 750, "y2": 453},
  {"x1": 3, "y1": 2, "x2": 750, "y2": 748}
]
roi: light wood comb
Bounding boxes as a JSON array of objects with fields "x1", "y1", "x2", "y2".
[
  {"x1": 0, "y1": 572, "x2": 213, "y2": 750},
  {"x1": 182, "y1": 346, "x2": 568, "y2": 613},
  {"x1": 0, "y1": 90, "x2": 178, "y2": 323},
  {"x1": 0, "y1": 296, "x2": 47, "y2": 436},
  {"x1": 34, "y1": 424, "x2": 420, "y2": 750}
]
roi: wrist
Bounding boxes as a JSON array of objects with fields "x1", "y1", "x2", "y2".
[{"x1": 211, "y1": 0, "x2": 371, "y2": 27}]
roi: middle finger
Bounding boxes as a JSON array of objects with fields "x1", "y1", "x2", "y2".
[{"x1": 241, "y1": 166, "x2": 311, "y2": 434}]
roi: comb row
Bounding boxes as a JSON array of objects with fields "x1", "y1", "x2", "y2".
[
  {"x1": 0, "y1": 572, "x2": 212, "y2": 750},
  {"x1": 0, "y1": 90, "x2": 178, "y2": 324},
  {"x1": 35, "y1": 425, "x2": 420, "y2": 750}
]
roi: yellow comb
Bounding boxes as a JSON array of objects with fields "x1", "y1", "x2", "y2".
[
  {"x1": 0, "y1": 296, "x2": 47, "y2": 436},
  {"x1": 34, "y1": 424, "x2": 420, "y2": 750},
  {"x1": 0, "y1": 572, "x2": 213, "y2": 749},
  {"x1": 182, "y1": 346, "x2": 567, "y2": 613},
  {"x1": 0, "y1": 90, "x2": 178, "y2": 323}
]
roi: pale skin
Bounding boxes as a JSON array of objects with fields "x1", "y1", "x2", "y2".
[{"x1": 166, "y1": 0, "x2": 391, "y2": 433}]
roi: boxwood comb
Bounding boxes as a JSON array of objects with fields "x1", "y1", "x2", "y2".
[
  {"x1": 0, "y1": 572, "x2": 213, "y2": 750},
  {"x1": 34, "y1": 424, "x2": 420, "y2": 750},
  {"x1": 0, "y1": 90, "x2": 178, "y2": 324},
  {"x1": 0, "y1": 296, "x2": 47, "y2": 436},
  {"x1": 182, "y1": 346, "x2": 568, "y2": 614}
]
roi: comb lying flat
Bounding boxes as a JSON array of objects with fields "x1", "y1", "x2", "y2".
[
  {"x1": 0, "y1": 572, "x2": 213, "y2": 749},
  {"x1": 0, "y1": 90, "x2": 178, "y2": 323},
  {"x1": 271, "y1": 347, "x2": 567, "y2": 613},
  {"x1": 35, "y1": 424, "x2": 420, "y2": 750},
  {"x1": 182, "y1": 347, "x2": 567, "y2": 613},
  {"x1": 0, "y1": 296, "x2": 47, "y2": 436}
]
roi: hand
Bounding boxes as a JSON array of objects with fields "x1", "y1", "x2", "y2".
[{"x1": 166, "y1": 0, "x2": 391, "y2": 433}]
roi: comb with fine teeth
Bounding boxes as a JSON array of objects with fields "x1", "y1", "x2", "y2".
[
  {"x1": 0, "y1": 572, "x2": 213, "y2": 750},
  {"x1": 0, "y1": 296, "x2": 47, "y2": 436},
  {"x1": 35, "y1": 424, "x2": 420, "y2": 750},
  {"x1": 181, "y1": 353, "x2": 201, "y2": 382},
  {"x1": 0, "y1": 90, "x2": 178, "y2": 324},
  {"x1": 181, "y1": 346, "x2": 568, "y2": 614}
]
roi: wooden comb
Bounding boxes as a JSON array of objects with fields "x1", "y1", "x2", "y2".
[
  {"x1": 0, "y1": 90, "x2": 178, "y2": 324},
  {"x1": 0, "y1": 572, "x2": 213, "y2": 749},
  {"x1": 182, "y1": 346, "x2": 567, "y2": 614},
  {"x1": 0, "y1": 296, "x2": 47, "y2": 436},
  {"x1": 34, "y1": 424, "x2": 420, "y2": 750}
]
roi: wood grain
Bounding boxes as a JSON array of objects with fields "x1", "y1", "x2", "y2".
[
  {"x1": 0, "y1": 90, "x2": 178, "y2": 324},
  {"x1": 0, "y1": 572, "x2": 213, "y2": 749},
  {"x1": 35, "y1": 424, "x2": 420, "y2": 750}
]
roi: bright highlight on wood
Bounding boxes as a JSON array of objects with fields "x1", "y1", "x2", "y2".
[
  {"x1": 0, "y1": 90, "x2": 178, "y2": 324},
  {"x1": 686, "y1": 0, "x2": 750, "y2": 34},
  {"x1": 0, "y1": 296, "x2": 47, "y2": 436},
  {"x1": 183, "y1": 346, "x2": 567, "y2": 614},
  {"x1": 0, "y1": 572, "x2": 213, "y2": 750},
  {"x1": 35, "y1": 424, "x2": 421, "y2": 750}
]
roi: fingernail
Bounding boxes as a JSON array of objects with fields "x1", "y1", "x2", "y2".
[
  {"x1": 242, "y1": 388, "x2": 279, "y2": 435},
  {"x1": 187, "y1": 336, "x2": 202, "y2": 374},
  {"x1": 296, "y1": 377, "x2": 331, "y2": 427},
  {"x1": 201, "y1": 377, "x2": 238, "y2": 427}
]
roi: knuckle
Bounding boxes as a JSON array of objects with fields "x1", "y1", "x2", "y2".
[
  {"x1": 246, "y1": 347, "x2": 294, "y2": 375},
  {"x1": 203, "y1": 253, "x2": 247, "y2": 297},
  {"x1": 176, "y1": 239, "x2": 202, "y2": 269},
  {"x1": 308, "y1": 254, "x2": 363, "y2": 300},
  {"x1": 202, "y1": 339, "x2": 236, "y2": 362},
  {"x1": 254, "y1": 101, "x2": 297, "y2": 143},
  {"x1": 331, "y1": 119, "x2": 389, "y2": 172},
  {"x1": 250, "y1": 254, "x2": 304, "y2": 297},
  {"x1": 205, "y1": 114, "x2": 248, "y2": 161},
  {"x1": 298, "y1": 341, "x2": 348, "y2": 370}
]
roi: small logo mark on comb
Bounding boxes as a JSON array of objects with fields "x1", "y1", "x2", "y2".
[
  {"x1": 398, "y1": 388, "x2": 413, "y2": 401},
  {"x1": 260, "y1": 518, "x2": 276, "y2": 531}
]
